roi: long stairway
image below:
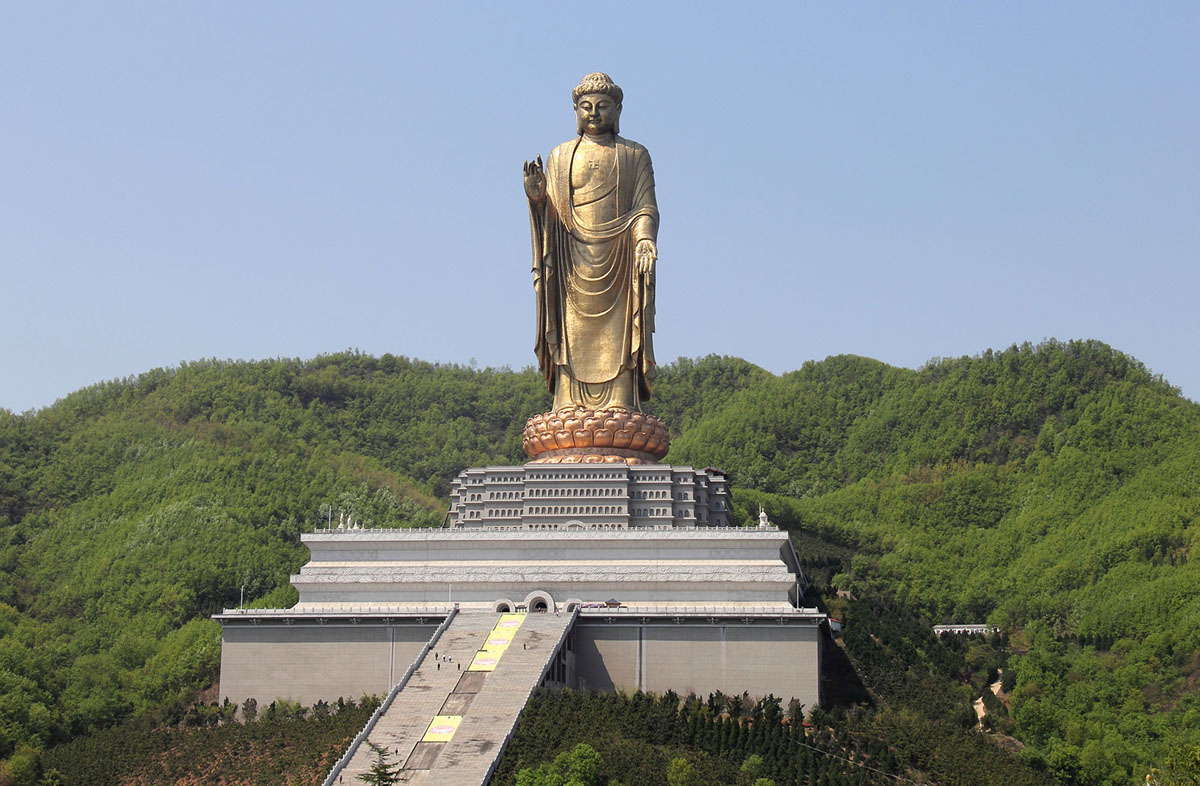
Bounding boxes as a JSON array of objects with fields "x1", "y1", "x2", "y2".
[{"x1": 332, "y1": 610, "x2": 575, "y2": 786}]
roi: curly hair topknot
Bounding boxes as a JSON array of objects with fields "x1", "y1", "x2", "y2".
[{"x1": 572, "y1": 72, "x2": 623, "y2": 105}]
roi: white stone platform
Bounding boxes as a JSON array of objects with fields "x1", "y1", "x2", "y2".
[
  {"x1": 216, "y1": 501, "x2": 827, "y2": 747},
  {"x1": 291, "y1": 526, "x2": 804, "y2": 612}
]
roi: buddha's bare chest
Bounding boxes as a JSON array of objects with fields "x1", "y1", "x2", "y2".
[{"x1": 570, "y1": 145, "x2": 616, "y2": 190}]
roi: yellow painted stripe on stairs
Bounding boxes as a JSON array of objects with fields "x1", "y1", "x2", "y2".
[
  {"x1": 468, "y1": 651, "x2": 500, "y2": 671},
  {"x1": 496, "y1": 613, "x2": 525, "y2": 629},
  {"x1": 469, "y1": 612, "x2": 525, "y2": 670},
  {"x1": 482, "y1": 630, "x2": 514, "y2": 652},
  {"x1": 421, "y1": 715, "x2": 462, "y2": 742}
]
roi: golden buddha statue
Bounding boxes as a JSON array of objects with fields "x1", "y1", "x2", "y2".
[
  {"x1": 523, "y1": 72, "x2": 659, "y2": 413},
  {"x1": 521, "y1": 73, "x2": 668, "y2": 464}
]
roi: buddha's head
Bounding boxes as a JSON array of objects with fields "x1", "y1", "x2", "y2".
[{"x1": 572, "y1": 72, "x2": 622, "y2": 136}]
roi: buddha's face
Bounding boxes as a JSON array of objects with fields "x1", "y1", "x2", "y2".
[{"x1": 575, "y1": 93, "x2": 620, "y2": 136}]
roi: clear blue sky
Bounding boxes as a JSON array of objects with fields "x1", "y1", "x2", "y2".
[{"x1": 2, "y1": 3, "x2": 1197, "y2": 413}]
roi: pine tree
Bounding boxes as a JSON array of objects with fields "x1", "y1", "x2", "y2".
[
  {"x1": 241, "y1": 697, "x2": 257, "y2": 723},
  {"x1": 360, "y1": 741, "x2": 402, "y2": 786}
]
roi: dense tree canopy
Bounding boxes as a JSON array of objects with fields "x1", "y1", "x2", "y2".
[{"x1": 1, "y1": 341, "x2": 1196, "y2": 785}]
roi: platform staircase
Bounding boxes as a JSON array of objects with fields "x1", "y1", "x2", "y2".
[{"x1": 326, "y1": 609, "x2": 576, "y2": 786}]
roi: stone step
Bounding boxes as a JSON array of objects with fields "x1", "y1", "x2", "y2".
[
  {"x1": 337, "y1": 613, "x2": 495, "y2": 781},
  {"x1": 334, "y1": 611, "x2": 575, "y2": 785},
  {"x1": 407, "y1": 612, "x2": 575, "y2": 784}
]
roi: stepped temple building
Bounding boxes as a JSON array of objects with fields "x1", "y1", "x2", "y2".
[{"x1": 216, "y1": 73, "x2": 826, "y2": 785}]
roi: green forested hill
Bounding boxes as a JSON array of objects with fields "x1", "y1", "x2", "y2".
[
  {"x1": 1, "y1": 341, "x2": 1197, "y2": 785},
  {"x1": 676, "y1": 342, "x2": 1200, "y2": 784}
]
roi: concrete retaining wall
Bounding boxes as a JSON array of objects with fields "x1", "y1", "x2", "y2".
[
  {"x1": 219, "y1": 618, "x2": 821, "y2": 712},
  {"x1": 218, "y1": 623, "x2": 435, "y2": 707},
  {"x1": 574, "y1": 622, "x2": 821, "y2": 711}
]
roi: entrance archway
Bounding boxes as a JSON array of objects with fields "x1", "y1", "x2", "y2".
[{"x1": 523, "y1": 590, "x2": 554, "y2": 613}]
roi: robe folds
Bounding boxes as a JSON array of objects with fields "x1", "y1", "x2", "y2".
[{"x1": 529, "y1": 134, "x2": 659, "y2": 411}]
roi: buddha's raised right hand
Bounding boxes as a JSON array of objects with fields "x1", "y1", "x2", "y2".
[{"x1": 523, "y1": 155, "x2": 546, "y2": 202}]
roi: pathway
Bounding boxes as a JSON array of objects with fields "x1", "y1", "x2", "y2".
[{"x1": 332, "y1": 610, "x2": 575, "y2": 785}]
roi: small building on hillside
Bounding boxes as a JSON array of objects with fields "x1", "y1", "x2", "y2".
[{"x1": 932, "y1": 623, "x2": 996, "y2": 636}]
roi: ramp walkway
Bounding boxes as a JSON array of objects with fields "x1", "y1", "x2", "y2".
[{"x1": 329, "y1": 609, "x2": 576, "y2": 786}]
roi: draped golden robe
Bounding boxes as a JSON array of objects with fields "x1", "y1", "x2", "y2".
[{"x1": 529, "y1": 135, "x2": 659, "y2": 411}]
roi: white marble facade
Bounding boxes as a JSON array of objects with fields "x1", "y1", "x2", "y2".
[{"x1": 290, "y1": 527, "x2": 803, "y2": 612}]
